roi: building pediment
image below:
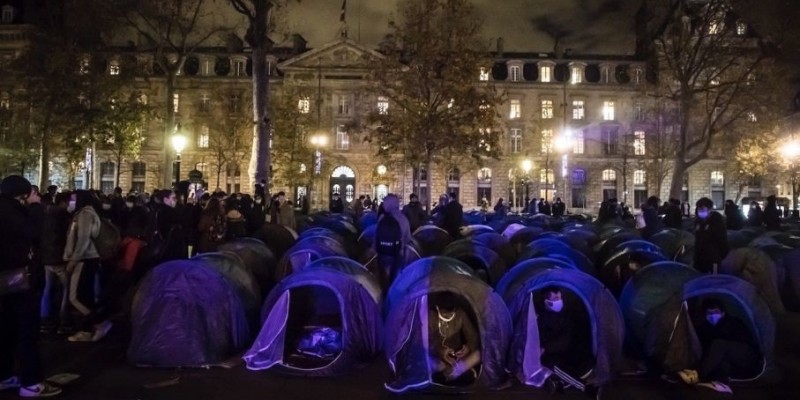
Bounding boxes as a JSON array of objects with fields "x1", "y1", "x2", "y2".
[{"x1": 278, "y1": 38, "x2": 383, "y2": 71}]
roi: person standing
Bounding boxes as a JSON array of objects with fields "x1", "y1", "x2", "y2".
[
  {"x1": 663, "y1": 199, "x2": 683, "y2": 230},
  {"x1": 330, "y1": 193, "x2": 345, "y2": 214},
  {"x1": 277, "y1": 192, "x2": 296, "y2": 231},
  {"x1": 441, "y1": 192, "x2": 463, "y2": 239},
  {"x1": 493, "y1": 198, "x2": 508, "y2": 218},
  {"x1": 723, "y1": 200, "x2": 744, "y2": 231},
  {"x1": 374, "y1": 194, "x2": 412, "y2": 288},
  {"x1": 747, "y1": 201, "x2": 764, "y2": 227},
  {"x1": 552, "y1": 197, "x2": 566, "y2": 217},
  {"x1": 402, "y1": 194, "x2": 427, "y2": 234},
  {"x1": 39, "y1": 191, "x2": 73, "y2": 334},
  {"x1": 352, "y1": 195, "x2": 365, "y2": 221},
  {"x1": 694, "y1": 197, "x2": 729, "y2": 274},
  {"x1": 0, "y1": 175, "x2": 62, "y2": 397},
  {"x1": 763, "y1": 195, "x2": 781, "y2": 231}
]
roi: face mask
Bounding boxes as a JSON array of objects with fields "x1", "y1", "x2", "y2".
[
  {"x1": 67, "y1": 200, "x2": 76, "y2": 213},
  {"x1": 255, "y1": 199, "x2": 262, "y2": 205},
  {"x1": 102, "y1": 204, "x2": 111, "y2": 210},
  {"x1": 706, "y1": 313, "x2": 723, "y2": 326},
  {"x1": 698, "y1": 211, "x2": 710, "y2": 219},
  {"x1": 545, "y1": 299, "x2": 564, "y2": 313},
  {"x1": 125, "y1": 202, "x2": 134, "y2": 209}
]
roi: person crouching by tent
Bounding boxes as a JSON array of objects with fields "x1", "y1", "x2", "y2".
[
  {"x1": 694, "y1": 197, "x2": 729, "y2": 274},
  {"x1": 374, "y1": 194, "x2": 411, "y2": 289},
  {"x1": 428, "y1": 292, "x2": 481, "y2": 384},
  {"x1": 677, "y1": 299, "x2": 760, "y2": 394},
  {"x1": 538, "y1": 286, "x2": 594, "y2": 394}
]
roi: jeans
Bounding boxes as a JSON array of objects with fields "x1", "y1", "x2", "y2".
[
  {"x1": 0, "y1": 291, "x2": 44, "y2": 386},
  {"x1": 40, "y1": 264, "x2": 69, "y2": 326},
  {"x1": 68, "y1": 259, "x2": 101, "y2": 330}
]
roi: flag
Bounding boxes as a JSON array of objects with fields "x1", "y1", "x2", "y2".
[{"x1": 340, "y1": 0, "x2": 347, "y2": 23}]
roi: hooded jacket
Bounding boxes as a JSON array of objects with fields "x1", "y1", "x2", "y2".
[{"x1": 63, "y1": 206, "x2": 101, "y2": 262}]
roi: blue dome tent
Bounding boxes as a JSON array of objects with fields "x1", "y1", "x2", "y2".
[
  {"x1": 128, "y1": 260, "x2": 250, "y2": 367},
  {"x1": 193, "y1": 252, "x2": 261, "y2": 326},
  {"x1": 243, "y1": 257, "x2": 382, "y2": 376},
  {"x1": 600, "y1": 247, "x2": 667, "y2": 298},
  {"x1": 275, "y1": 235, "x2": 350, "y2": 280},
  {"x1": 383, "y1": 257, "x2": 512, "y2": 393},
  {"x1": 442, "y1": 241, "x2": 507, "y2": 286},
  {"x1": 496, "y1": 267, "x2": 625, "y2": 387},
  {"x1": 412, "y1": 225, "x2": 453, "y2": 256},
  {"x1": 218, "y1": 238, "x2": 277, "y2": 296}
]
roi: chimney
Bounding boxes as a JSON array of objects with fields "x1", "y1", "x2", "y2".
[
  {"x1": 292, "y1": 34, "x2": 307, "y2": 54},
  {"x1": 497, "y1": 37, "x2": 504, "y2": 57}
]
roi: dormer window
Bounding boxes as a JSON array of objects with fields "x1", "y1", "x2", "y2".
[
  {"x1": 79, "y1": 55, "x2": 91, "y2": 75},
  {"x1": 479, "y1": 67, "x2": 490, "y2": 81},
  {"x1": 539, "y1": 62, "x2": 554, "y2": 83},
  {"x1": 200, "y1": 57, "x2": 214, "y2": 76},
  {"x1": 569, "y1": 63, "x2": 585, "y2": 84},
  {"x1": 1, "y1": 5, "x2": 14, "y2": 24},
  {"x1": 232, "y1": 59, "x2": 246, "y2": 77},
  {"x1": 632, "y1": 67, "x2": 643, "y2": 85},
  {"x1": 600, "y1": 64, "x2": 613, "y2": 84},
  {"x1": 108, "y1": 59, "x2": 120, "y2": 75},
  {"x1": 736, "y1": 21, "x2": 747, "y2": 36},
  {"x1": 509, "y1": 65, "x2": 521, "y2": 82}
]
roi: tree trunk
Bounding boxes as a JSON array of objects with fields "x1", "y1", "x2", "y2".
[
  {"x1": 216, "y1": 164, "x2": 222, "y2": 190},
  {"x1": 426, "y1": 156, "x2": 434, "y2": 207},
  {"x1": 37, "y1": 120, "x2": 51, "y2": 188},
  {"x1": 115, "y1": 151, "x2": 122, "y2": 189},
  {"x1": 669, "y1": 159, "x2": 687, "y2": 201},
  {"x1": 248, "y1": 25, "x2": 271, "y2": 194},
  {"x1": 163, "y1": 74, "x2": 177, "y2": 189}
]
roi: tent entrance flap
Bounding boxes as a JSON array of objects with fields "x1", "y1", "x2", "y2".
[
  {"x1": 521, "y1": 292, "x2": 547, "y2": 386},
  {"x1": 385, "y1": 297, "x2": 433, "y2": 393},
  {"x1": 282, "y1": 285, "x2": 344, "y2": 370},
  {"x1": 243, "y1": 291, "x2": 291, "y2": 371}
]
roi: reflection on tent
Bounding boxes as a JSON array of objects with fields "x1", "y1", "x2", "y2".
[
  {"x1": 496, "y1": 265, "x2": 624, "y2": 386},
  {"x1": 384, "y1": 257, "x2": 512, "y2": 393},
  {"x1": 412, "y1": 225, "x2": 452, "y2": 256},
  {"x1": 128, "y1": 260, "x2": 250, "y2": 367},
  {"x1": 275, "y1": 235, "x2": 349, "y2": 280},
  {"x1": 442, "y1": 241, "x2": 506, "y2": 286},
  {"x1": 193, "y1": 252, "x2": 261, "y2": 327},
  {"x1": 243, "y1": 257, "x2": 382, "y2": 376}
]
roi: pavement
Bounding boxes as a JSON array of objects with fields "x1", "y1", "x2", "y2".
[{"x1": 1, "y1": 320, "x2": 799, "y2": 400}]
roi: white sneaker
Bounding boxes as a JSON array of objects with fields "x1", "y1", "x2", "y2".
[
  {"x1": 19, "y1": 382, "x2": 62, "y2": 398},
  {"x1": 91, "y1": 321, "x2": 113, "y2": 342},
  {"x1": 67, "y1": 331, "x2": 93, "y2": 342},
  {"x1": 0, "y1": 376, "x2": 20, "y2": 391}
]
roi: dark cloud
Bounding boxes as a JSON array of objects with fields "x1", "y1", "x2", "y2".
[{"x1": 284, "y1": 0, "x2": 638, "y2": 54}]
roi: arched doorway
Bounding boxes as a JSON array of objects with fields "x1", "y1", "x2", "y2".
[{"x1": 330, "y1": 166, "x2": 356, "y2": 206}]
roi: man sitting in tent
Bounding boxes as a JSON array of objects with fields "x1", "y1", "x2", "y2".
[
  {"x1": 678, "y1": 299, "x2": 759, "y2": 393},
  {"x1": 427, "y1": 292, "x2": 481, "y2": 384},
  {"x1": 538, "y1": 286, "x2": 594, "y2": 393}
]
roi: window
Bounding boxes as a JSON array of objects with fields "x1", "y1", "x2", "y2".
[
  {"x1": 634, "y1": 170, "x2": 646, "y2": 185},
  {"x1": 195, "y1": 162, "x2": 208, "y2": 174},
  {"x1": 233, "y1": 60, "x2": 246, "y2": 76},
  {"x1": 540, "y1": 65, "x2": 552, "y2": 83},
  {"x1": 478, "y1": 167, "x2": 492, "y2": 183},
  {"x1": 0, "y1": 92, "x2": 9, "y2": 110},
  {"x1": 747, "y1": 112, "x2": 757, "y2": 123},
  {"x1": 540, "y1": 168, "x2": 554, "y2": 184},
  {"x1": 541, "y1": 129, "x2": 553, "y2": 154},
  {"x1": 335, "y1": 125, "x2": 350, "y2": 150},
  {"x1": 109, "y1": 59, "x2": 120, "y2": 75},
  {"x1": 572, "y1": 100, "x2": 585, "y2": 120},
  {"x1": 172, "y1": 93, "x2": 180, "y2": 113},
  {"x1": 571, "y1": 169, "x2": 586, "y2": 208},
  {"x1": 510, "y1": 128, "x2": 522, "y2": 154},
  {"x1": 228, "y1": 94, "x2": 241, "y2": 113},
  {"x1": 572, "y1": 169, "x2": 586, "y2": 185},
  {"x1": 711, "y1": 171, "x2": 725, "y2": 186},
  {"x1": 634, "y1": 131, "x2": 646, "y2": 155},
  {"x1": 509, "y1": 99, "x2": 521, "y2": 119},
  {"x1": 571, "y1": 66, "x2": 582, "y2": 84},
  {"x1": 377, "y1": 96, "x2": 389, "y2": 115},
  {"x1": 634, "y1": 102, "x2": 644, "y2": 121},
  {"x1": 709, "y1": 17, "x2": 724, "y2": 35},
  {"x1": 602, "y1": 169, "x2": 617, "y2": 182},
  {"x1": 298, "y1": 97, "x2": 310, "y2": 114},
  {"x1": 131, "y1": 161, "x2": 146, "y2": 193},
  {"x1": 601, "y1": 127, "x2": 618, "y2": 155},
  {"x1": 541, "y1": 100, "x2": 554, "y2": 119},
  {"x1": 198, "y1": 125, "x2": 209, "y2": 148},
  {"x1": 479, "y1": 67, "x2": 490, "y2": 81},
  {"x1": 99, "y1": 162, "x2": 115, "y2": 194},
  {"x1": 510, "y1": 65, "x2": 521, "y2": 82},
  {"x1": 226, "y1": 164, "x2": 242, "y2": 194},
  {"x1": 138, "y1": 94, "x2": 148, "y2": 105},
  {"x1": 572, "y1": 130, "x2": 584, "y2": 154},
  {"x1": 737, "y1": 21, "x2": 747, "y2": 36},
  {"x1": 79, "y1": 55, "x2": 90, "y2": 75},
  {"x1": 201, "y1": 58, "x2": 214, "y2": 76},
  {"x1": 602, "y1": 100, "x2": 615, "y2": 121},
  {"x1": 1, "y1": 5, "x2": 13, "y2": 23},
  {"x1": 633, "y1": 68, "x2": 643, "y2": 85},
  {"x1": 198, "y1": 93, "x2": 210, "y2": 113},
  {"x1": 477, "y1": 168, "x2": 491, "y2": 204},
  {"x1": 447, "y1": 168, "x2": 461, "y2": 200},
  {"x1": 337, "y1": 94, "x2": 351, "y2": 115}
]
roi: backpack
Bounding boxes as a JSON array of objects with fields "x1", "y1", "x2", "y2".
[
  {"x1": 93, "y1": 217, "x2": 121, "y2": 262},
  {"x1": 375, "y1": 214, "x2": 402, "y2": 256}
]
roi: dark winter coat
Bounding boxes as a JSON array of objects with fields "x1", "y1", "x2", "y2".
[
  {"x1": 402, "y1": 201, "x2": 427, "y2": 233},
  {"x1": 40, "y1": 206, "x2": 71, "y2": 266},
  {"x1": 441, "y1": 200, "x2": 464, "y2": 239},
  {"x1": 694, "y1": 212, "x2": 729, "y2": 271},
  {"x1": 0, "y1": 195, "x2": 35, "y2": 273}
]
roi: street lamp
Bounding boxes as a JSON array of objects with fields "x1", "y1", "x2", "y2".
[
  {"x1": 171, "y1": 125, "x2": 188, "y2": 189},
  {"x1": 521, "y1": 158, "x2": 533, "y2": 212},
  {"x1": 309, "y1": 132, "x2": 329, "y2": 210}
]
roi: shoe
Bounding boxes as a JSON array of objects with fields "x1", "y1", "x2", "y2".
[
  {"x1": 67, "y1": 331, "x2": 93, "y2": 342},
  {"x1": 19, "y1": 382, "x2": 61, "y2": 398},
  {"x1": 0, "y1": 376, "x2": 20, "y2": 391},
  {"x1": 91, "y1": 321, "x2": 113, "y2": 342},
  {"x1": 677, "y1": 369, "x2": 699, "y2": 385},
  {"x1": 698, "y1": 381, "x2": 733, "y2": 394}
]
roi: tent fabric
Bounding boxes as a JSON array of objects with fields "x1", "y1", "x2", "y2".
[
  {"x1": 412, "y1": 225, "x2": 453, "y2": 256},
  {"x1": 128, "y1": 260, "x2": 250, "y2": 367},
  {"x1": 519, "y1": 240, "x2": 595, "y2": 276},
  {"x1": 442, "y1": 242, "x2": 506, "y2": 286},
  {"x1": 384, "y1": 257, "x2": 512, "y2": 392},
  {"x1": 613, "y1": 240, "x2": 663, "y2": 254},
  {"x1": 252, "y1": 224, "x2": 297, "y2": 261},
  {"x1": 502, "y1": 223, "x2": 527, "y2": 239},
  {"x1": 720, "y1": 248, "x2": 786, "y2": 315},
  {"x1": 460, "y1": 224, "x2": 496, "y2": 237},
  {"x1": 619, "y1": 262, "x2": 701, "y2": 363},
  {"x1": 218, "y1": 238, "x2": 277, "y2": 295},
  {"x1": 779, "y1": 249, "x2": 800, "y2": 311},
  {"x1": 500, "y1": 268, "x2": 625, "y2": 386},
  {"x1": 243, "y1": 258, "x2": 382, "y2": 376},
  {"x1": 275, "y1": 235, "x2": 350, "y2": 280},
  {"x1": 359, "y1": 212, "x2": 379, "y2": 231},
  {"x1": 600, "y1": 248, "x2": 667, "y2": 297},
  {"x1": 495, "y1": 258, "x2": 577, "y2": 304},
  {"x1": 509, "y1": 227, "x2": 544, "y2": 253},
  {"x1": 192, "y1": 252, "x2": 261, "y2": 325},
  {"x1": 472, "y1": 232, "x2": 517, "y2": 268}
]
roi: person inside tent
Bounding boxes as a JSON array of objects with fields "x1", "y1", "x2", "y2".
[
  {"x1": 428, "y1": 292, "x2": 481, "y2": 384},
  {"x1": 678, "y1": 299, "x2": 760, "y2": 393},
  {"x1": 538, "y1": 286, "x2": 594, "y2": 393},
  {"x1": 374, "y1": 194, "x2": 411, "y2": 288}
]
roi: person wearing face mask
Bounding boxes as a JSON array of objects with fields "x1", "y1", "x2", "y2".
[
  {"x1": 693, "y1": 197, "x2": 729, "y2": 274},
  {"x1": 538, "y1": 286, "x2": 594, "y2": 394},
  {"x1": 677, "y1": 299, "x2": 759, "y2": 393}
]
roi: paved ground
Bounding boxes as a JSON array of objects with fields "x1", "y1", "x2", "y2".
[{"x1": 1, "y1": 321, "x2": 798, "y2": 400}]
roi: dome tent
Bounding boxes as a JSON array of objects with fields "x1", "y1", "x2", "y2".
[
  {"x1": 217, "y1": 238, "x2": 277, "y2": 296},
  {"x1": 442, "y1": 241, "x2": 507, "y2": 286},
  {"x1": 252, "y1": 224, "x2": 297, "y2": 261},
  {"x1": 128, "y1": 260, "x2": 250, "y2": 367},
  {"x1": 192, "y1": 252, "x2": 261, "y2": 327},
  {"x1": 472, "y1": 232, "x2": 517, "y2": 268},
  {"x1": 275, "y1": 235, "x2": 349, "y2": 280},
  {"x1": 412, "y1": 225, "x2": 452, "y2": 256},
  {"x1": 519, "y1": 239, "x2": 595, "y2": 276},
  {"x1": 720, "y1": 248, "x2": 786, "y2": 315},
  {"x1": 243, "y1": 257, "x2": 382, "y2": 376},
  {"x1": 496, "y1": 266, "x2": 625, "y2": 387},
  {"x1": 600, "y1": 247, "x2": 667, "y2": 298},
  {"x1": 383, "y1": 257, "x2": 512, "y2": 393}
]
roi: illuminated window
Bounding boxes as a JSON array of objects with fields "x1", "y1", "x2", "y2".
[
  {"x1": 747, "y1": 112, "x2": 757, "y2": 123},
  {"x1": 198, "y1": 125, "x2": 209, "y2": 148},
  {"x1": 634, "y1": 131, "x2": 646, "y2": 155},
  {"x1": 337, "y1": 95, "x2": 351, "y2": 115},
  {"x1": 109, "y1": 59, "x2": 120, "y2": 75},
  {"x1": 0, "y1": 92, "x2": 9, "y2": 110},
  {"x1": 335, "y1": 125, "x2": 350, "y2": 150},
  {"x1": 634, "y1": 170, "x2": 646, "y2": 185},
  {"x1": 571, "y1": 66, "x2": 583, "y2": 84},
  {"x1": 233, "y1": 60, "x2": 246, "y2": 76},
  {"x1": 602, "y1": 169, "x2": 617, "y2": 182},
  {"x1": 298, "y1": 97, "x2": 310, "y2": 114},
  {"x1": 572, "y1": 100, "x2": 584, "y2": 120},
  {"x1": 478, "y1": 167, "x2": 492, "y2": 183},
  {"x1": 632, "y1": 68, "x2": 643, "y2": 85},
  {"x1": 79, "y1": 55, "x2": 90, "y2": 75},
  {"x1": 602, "y1": 100, "x2": 615, "y2": 121},
  {"x1": 510, "y1": 128, "x2": 522, "y2": 154},
  {"x1": 541, "y1": 100, "x2": 554, "y2": 119},
  {"x1": 510, "y1": 65, "x2": 521, "y2": 82},
  {"x1": 573, "y1": 130, "x2": 584, "y2": 154},
  {"x1": 377, "y1": 96, "x2": 389, "y2": 115},
  {"x1": 736, "y1": 21, "x2": 747, "y2": 36},
  {"x1": 540, "y1": 168, "x2": 554, "y2": 184},
  {"x1": 711, "y1": 171, "x2": 725, "y2": 186},
  {"x1": 541, "y1": 129, "x2": 553, "y2": 154},
  {"x1": 509, "y1": 99, "x2": 521, "y2": 119},
  {"x1": 172, "y1": 93, "x2": 180, "y2": 113},
  {"x1": 479, "y1": 67, "x2": 490, "y2": 81},
  {"x1": 138, "y1": 94, "x2": 148, "y2": 105},
  {"x1": 540, "y1": 65, "x2": 552, "y2": 83}
]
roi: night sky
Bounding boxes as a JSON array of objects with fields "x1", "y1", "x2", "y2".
[{"x1": 282, "y1": 0, "x2": 639, "y2": 54}]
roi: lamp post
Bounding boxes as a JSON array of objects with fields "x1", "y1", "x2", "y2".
[
  {"x1": 171, "y1": 125, "x2": 188, "y2": 189},
  {"x1": 521, "y1": 158, "x2": 533, "y2": 213},
  {"x1": 309, "y1": 132, "x2": 328, "y2": 210},
  {"x1": 376, "y1": 164, "x2": 387, "y2": 202},
  {"x1": 782, "y1": 139, "x2": 800, "y2": 218}
]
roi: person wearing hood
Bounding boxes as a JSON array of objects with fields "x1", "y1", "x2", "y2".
[
  {"x1": 723, "y1": 200, "x2": 744, "y2": 230},
  {"x1": 373, "y1": 194, "x2": 411, "y2": 288},
  {"x1": 694, "y1": 197, "x2": 729, "y2": 274}
]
